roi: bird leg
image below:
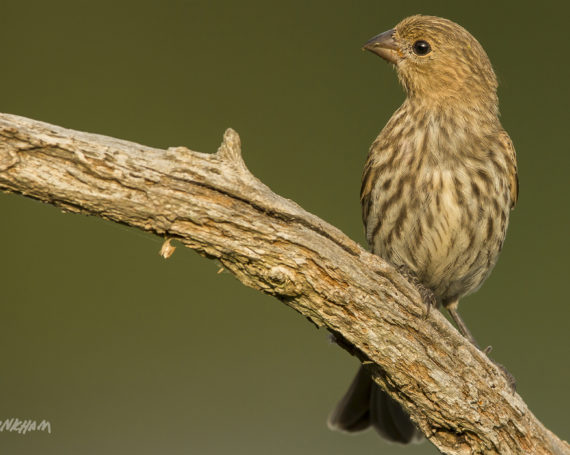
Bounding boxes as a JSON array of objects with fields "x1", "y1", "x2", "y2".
[
  {"x1": 397, "y1": 265, "x2": 436, "y2": 318},
  {"x1": 444, "y1": 299, "x2": 480, "y2": 348},
  {"x1": 395, "y1": 268, "x2": 516, "y2": 390}
]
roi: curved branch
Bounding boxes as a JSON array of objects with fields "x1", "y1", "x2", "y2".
[{"x1": 0, "y1": 113, "x2": 567, "y2": 455}]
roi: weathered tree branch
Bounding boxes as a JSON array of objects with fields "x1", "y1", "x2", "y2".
[{"x1": 0, "y1": 113, "x2": 567, "y2": 455}]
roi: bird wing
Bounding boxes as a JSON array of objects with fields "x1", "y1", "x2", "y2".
[
  {"x1": 360, "y1": 156, "x2": 376, "y2": 223},
  {"x1": 499, "y1": 130, "x2": 519, "y2": 209}
]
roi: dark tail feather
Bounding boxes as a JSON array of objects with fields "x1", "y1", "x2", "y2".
[
  {"x1": 328, "y1": 365, "x2": 424, "y2": 444},
  {"x1": 327, "y1": 365, "x2": 372, "y2": 432}
]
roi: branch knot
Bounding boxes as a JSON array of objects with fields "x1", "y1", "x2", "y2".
[
  {"x1": 0, "y1": 149, "x2": 19, "y2": 171},
  {"x1": 267, "y1": 265, "x2": 301, "y2": 297}
]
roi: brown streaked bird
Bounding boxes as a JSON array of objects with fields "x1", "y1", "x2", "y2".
[{"x1": 328, "y1": 15, "x2": 518, "y2": 443}]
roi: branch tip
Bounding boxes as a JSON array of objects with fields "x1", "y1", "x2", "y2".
[{"x1": 217, "y1": 128, "x2": 247, "y2": 169}]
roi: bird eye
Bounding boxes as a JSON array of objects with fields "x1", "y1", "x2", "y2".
[{"x1": 412, "y1": 40, "x2": 431, "y2": 56}]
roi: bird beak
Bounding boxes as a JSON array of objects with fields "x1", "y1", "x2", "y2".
[{"x1": 363, "y1": 29, "x2": 400, "y2": 64}]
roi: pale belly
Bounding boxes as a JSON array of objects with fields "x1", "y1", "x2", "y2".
[{"x1": 367, "y1": 168, "x2": 508, "y2": 302}]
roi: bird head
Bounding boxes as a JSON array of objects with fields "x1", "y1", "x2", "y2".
[{"x1": 364, "y1": 15, "x2": 498, "y2": 107}]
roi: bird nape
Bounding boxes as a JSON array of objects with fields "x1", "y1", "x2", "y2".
[{"x1": 328, "y1": 14, "x2": 518, "y2": 444}]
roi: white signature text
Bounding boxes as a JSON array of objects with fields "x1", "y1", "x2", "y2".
[{"x1": 0, "y1": 418, "x2": 51, "y2": 435}]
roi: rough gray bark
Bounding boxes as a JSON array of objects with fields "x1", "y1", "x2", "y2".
[{"x1": 0, "y1": 113, "x2": 567, "y2": 455}]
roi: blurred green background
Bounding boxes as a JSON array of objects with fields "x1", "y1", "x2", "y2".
[{"x1": 1, "y1": 1, "x2": 568, "y2": 454}]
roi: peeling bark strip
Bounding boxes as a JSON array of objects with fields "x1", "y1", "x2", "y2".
[{"x1": 0, "y1": 113, "x2": 567, "y2": 455}]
